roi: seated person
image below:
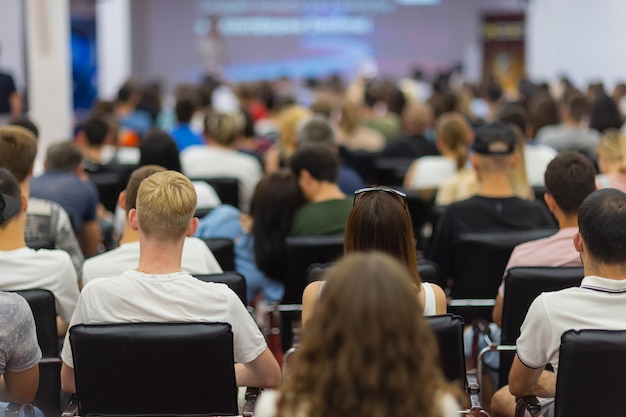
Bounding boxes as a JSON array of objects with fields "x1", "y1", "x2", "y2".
[
  {"x1": 256, "y1": 252, "x2": 460, "y2": 417},
  {"x1": 60, "y1": 171, "x2": 281, "y2": 393},
  {"x1": 83, "y1": 165, "x2": 222, "y2": 286},
  {"x1": 289, "y1": 144, "x2": 352, "y2": 236},
  {"x1": 302, "y1": 187, "x2": 447, "y2": 325},
  {"x1": 0, "y1": 291, "x2": 43, "y2": 417},
  {"x1": 427, "y1": 122, "x2": 555, "y2": 286},
  {"x1": 196, "y1": 169, "x2": 306, "y2": 303},
  {"x1": 491, "y1": 189, "x2": 626, "y2": 417}
]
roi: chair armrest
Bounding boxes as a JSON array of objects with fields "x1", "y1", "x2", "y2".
[
  {"x1": 242, "y1": 387, "x2": 260, "y2": 417},
  {"x1": 448, "y1": 299, "x2": 496, "y2": 307},
  {"x1": 476, "y1": 344, "x2": 517, "y2": 406},
  {"x1": 515, "y1": 395, "x2": 544, "y2": 417},
  {"x1": 39, "y1": 357, "x2": 62, "y2": 364},
  {"x1": 61, "y1": 394, "x2": 78, "y2": 417}
]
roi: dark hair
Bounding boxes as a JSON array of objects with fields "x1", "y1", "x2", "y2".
[
  {"x1": 45, "y1": 142, "x2": 83, "y2": 172},
  {"x1": 9, "y1": 117, "x2": 39, "y2": 139},
  {"x1": 252, "y1": 170, "x2": 306, "y2": 279},
  {"x1": 485, "y1": 78, "x2": 503, "y2": 102},
  {"x1": 80, "y1": 117, "x2": 110, "y2": 147},
  {"x1": 344, "y1": 189, "x2": 421, "y2": 286},
  {"x1": 288, "y1": 144, "x2": 339, "y2": 183},
  {"x1": 124, "y1": 165, "x2": 166, "y2": 212},
  {"x1": 116, "y1": 81, "x2": 139, "y2": 103},
  {"x1": 530, "y1": 93, "x2": 560, "y2": 134},
  {"x1": 544, "y1": 151, "x2": 596, "y2": 216},
  {"x1": 590, "y1": 93, "x2": 624, "y2": 133},
  {"x1": 139, "y1": 129, "x2": 181, "y2": 172},
  {"x1": 498, "y1": 103, "x2": 530, "y2": 136},
  {"x1": 297, "y1": 115, "x2": 335, "y2": 147},
  {"x1": 578, "y1": 189, "x2": 626, "y2": 264},
  {"x1": 175, "y1": 96, "x2": 196, "y2": 124},
  {"x1": 566, "y1": 93, "x2": 592, "y2": 123}
]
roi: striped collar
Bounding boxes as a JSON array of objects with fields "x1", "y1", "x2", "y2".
[{"x1": 581, "y1": 276, "x2": 626, "y2": 293}]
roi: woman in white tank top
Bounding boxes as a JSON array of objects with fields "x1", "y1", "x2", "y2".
[{"x1": 302, "y1": 187, "x2": 446, "y2": 325}]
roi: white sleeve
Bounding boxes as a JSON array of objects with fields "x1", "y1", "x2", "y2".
[
  {"x1": 55, "y1": 254, "x2": 80, "y2": 323},
  {"x1": 254, "y1": 390, "x2": 279, "y2": 417},
  {"x1": 515, "y1": 294, "x2": 553, "y2": 369},
  {"x1": 60, "y1": 289, "x2": 91, "y2": 368},
  {"x1": 439, "y1": 392, "x2": 462, "y2": 417},
  {"x1": 226, "y1": 289, "x2": 266, "y2": 364}
]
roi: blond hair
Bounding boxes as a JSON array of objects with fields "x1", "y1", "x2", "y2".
[
  {"x1": 278, "y1": 105, "x2": 311, "y2": 158},
  {"x1": 435, "y1": 112, "x2": 471, "y2": 170},
  {"x1": 598, "y1": 129, "x2": 626, "y2": 174},
  {"x1": 136, "y1": 171, "x2": 197, "y2": 239}
]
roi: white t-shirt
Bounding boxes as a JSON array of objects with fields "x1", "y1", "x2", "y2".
[
  {"x1": 82, "y1": 237, "x2": 223, "y2": 286},
  {"x1": 180, "y1": 146, "x2": 263, "y2": 213},
  {"x1": 524, "y1": 143, "x2": 558, "y2": 187},
  {"x1": 0, "y1": 247, "x2": 79, "y2": 322},
  {"x1": 406, "y1": 156, "x2": 457, "y2": 190},
  {"x1": 61, "y1": 270, "x2": 266, "y2": 368},
  {"x1": 516, "y1": 275, "x2": 626, "y2": 374},
  {"x1": 254, "y1": 390, "x2": 459, "y2": 417}
]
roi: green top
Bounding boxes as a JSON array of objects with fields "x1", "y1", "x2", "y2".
[{"x1": 290, "y1": 198, "x2": 353, "y2": 236}]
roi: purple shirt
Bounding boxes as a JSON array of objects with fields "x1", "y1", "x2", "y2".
[{"x1": 499, "y1": 227, "x2": 581, "y2": 296}]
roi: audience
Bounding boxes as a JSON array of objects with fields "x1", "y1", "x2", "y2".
[
  {"x1": 196, "y1": 169, "x2": 305, "y2": 302},
  {"x1": 264, "y1": 104, "x2": 311, "y2": 173},
  {"x1": 302, "y1": 186, "x2": 447, "y2": 325},
  {"x1": 256, "y1": 252, "x2": 459, "y2": 417},
  {"x1": 60, "y1": 171, "x2": 281, "y2": 393},
  {"x1": 0, "y1": 168, "x2": 79, "y2": 335},
  {"x1": 83, "y1": 165, "x2": 222, "y2": 286},
  {"x1": 590, "y1": 91, "x2": 624, "y2": 133},
  {"x1": 335, "y1": 99, "x2": 385, "y2": 152},
  {"x1": 381, "y1": 101, "x2": 438, "y2": 158},
  {"x1": 596, "y1": 129, "x2": 626, "y2": 192},
  {"x1": 76, "y1": 116, "x2": 139, "y2": 168},
  {"x1": 288, "y1": 144, "x2": 352, "y2": 236},
  {"x1": 30, "y1": 141, "x2": 101, "y2": 258},
  {"x1": 427, "y1": 122, "x2": 555, "y2": 285},
  {"x1": 181, "y1": 112, "x2": 263, "y2": 212},
  {"x1": 170, "y1": 94, "x2": 203, "y2": 151},
  {"x1": 491, "y1": 188, "x2": 626, "y2": 417},
  {"x1": 0, "y1": 126, "x2": 84, "y2": 275}
]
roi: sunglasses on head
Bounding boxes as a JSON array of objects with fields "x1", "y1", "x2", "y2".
[{"x1": 353, "y1": 187, "x2": 407, "y2": 207}]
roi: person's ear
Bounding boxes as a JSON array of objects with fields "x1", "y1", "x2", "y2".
[
  {"x1": 544, "y1": 193, "x2": 557, "y2": 213},
  {"x1": 129, "y1": 208, "x2": 139, "y2": 231},
  {"x1": 573, "y1": 232, "x2": 584, "y2": 253},
  {"x1": 187, "y1": 216, "x2": 199, "y2": 237},
  {"x1": 21, "y1": 194, "x2": 28, "y2": 214},
  {"x1": 118, "y1": 191, "x2": 126, "y2": 211},
  {"x1": 510, "y1": 151, "x2": 519, "y2": 167}
]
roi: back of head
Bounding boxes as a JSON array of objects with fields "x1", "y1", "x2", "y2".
[
  {"x1": 567, "y1": 93, "x2": 592, "y2": 123},
  {"x1": 310, "y1": 93, "x2": 335, "y2": 118},
  {"x1": 544, "y1": 151, "x2": 596, "y2": 216},
  {"x1": 529, "y1": 93, "x2": 560, "y2": 134},
  {"x1": 402, "y1": 102, "x2": 433, "y2": 135},
  {"x1": 296, "y1": 115, "x2": 336, "y2": 149},
  {"x1": 598, "y1": 129, "x2": 626, "y2": 174},
  {"x1": 345, "y1": 188, "x2": 420, "y2": 285},
  {"x1": 289, "y1": 144, "x2": 339, "y2": 183},
  {"x1": 9, "y1": 117, "x2": 39, "y2": 139},
  {"x1": 117, "y1": 81, "x2": 139, "y2": 104},
  {"x1": 590, "y1": 93, "x2": 623, "y2": 133},
  {"x1": 498, "y1": 103, "x2": 530, "y2": 137},
  {"x1": 139, "y1": 129, "x2": 181, "y2": 171},
  {"x1": 45, "y1": 141, "x2": 83, "y2": 173},
  {"x1": 578, "y1": 189, "x2": 626, "y2": 265},
  {"x1": 281, "y1": 252, "x2": 444, "y2": 417},
  {"x1": 80, "y1": 116, "x2": 110, "y2": 147},
  {"x1": 175, "y1": 95, "x2": 197, "y2": 124},
  {"x1": 279, "y1": 105, "x2": 312, "y2": 154},
  {"x1": 0, "y1": 126, "x2": 38, "y2": 183},
  {"x1": 251, "y1": 170, "x2": 306, "y2": 279},
  {"x1": 136, "y1": 170, "x2": 197, "y2": 240},
  {"x1": 203, "y1": 112, "x2": 241, "y2": 147},
  {"x1": 124, "y1": 165, "x2": 167, "y2": 213},
  {"x1": 435, "y1": 112, "x2": 471, "y2": 170},
  {"x1": 0, "y1": 168, "x2": 22, "y2": 229}
]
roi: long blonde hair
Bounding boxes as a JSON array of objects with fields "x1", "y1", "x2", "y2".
[
  {"x1": 278, "y1": 253, "x2": 450, "y2": 417},
  {"x1": 435, "y1": 112, "x2": 471, "y2": 170},
  {"x1": 598, "y1": 129, "x2": 626, "y2": 174}
]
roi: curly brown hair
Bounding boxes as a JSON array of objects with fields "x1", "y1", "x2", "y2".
[{"x1": 278, "y1": 252, "x2": 449, "y2": 417}]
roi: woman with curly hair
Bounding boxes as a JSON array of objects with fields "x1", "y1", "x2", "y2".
[{"x1": 255, "y1": 252, "x2": 459, "y2": 417}]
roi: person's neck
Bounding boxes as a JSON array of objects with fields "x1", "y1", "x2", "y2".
[
  {"x1": 135, "y1": 234, "x2": 186, "y2": 275},
  {"x1": 0, "y1": 224, "x2": 27, "y2": 251},
  {"x1": 119, "y1": 220, "x2": 139, "y2": 245},
  {"x1": 562, "y1": 118, "x2": 580, "y2": 129},
  {"x1": 310, "y1": 183, "x2": 345, "y2": 203},
  {"x1": 477, "y1": 174, "x2": 515, "y2": 198},
  {"x1": 82, "y1": 146, "x2": 103, "y2": 164},
  {"x1": 19, "y1": 181, "x2": 30, "y2": 199},
  {"x1": 585, "y1": 262, "x2": 626, "y2": 281},
  {"x1": 556, "y1": 214, "x2": 578, "y2": 230}
]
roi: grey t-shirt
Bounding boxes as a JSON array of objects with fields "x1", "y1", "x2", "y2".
[{"x1": 0, "y1": 292, "x2": 42, "y2": 374}]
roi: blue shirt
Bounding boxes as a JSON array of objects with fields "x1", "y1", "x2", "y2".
[{"x1": 170, "y1": 123, "x2": 203, "y2": 151}]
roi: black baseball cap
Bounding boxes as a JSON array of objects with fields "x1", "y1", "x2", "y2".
[
  {"x1": 472, "y1": 122, "x2": 516, "y2": 155},
  {"x1": 0, "y1": 192, "x2": 20, "y2": 226}
]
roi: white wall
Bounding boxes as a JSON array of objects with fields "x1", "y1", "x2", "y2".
[
  {"x1": 527, "y1": 0, "x2": 626, "y2": 89},
  {"x1": 0, "y1": 0, "x2": 26, "y2": 90},
  {"x1": 96, "y1": 0, "x2": 132, "y2": 100}
]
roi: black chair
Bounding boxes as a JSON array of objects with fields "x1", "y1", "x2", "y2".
[
  {"x1": 405, "y1": 190, "x2": 436, "y2": 251},
  {"x1": 87, "y1": 164, "x2": 135, "y2": 213},
  {"x1": 448, "y1": 229, "x2": 557, "y2": 323},
  {"x1": 371, "y1": 157, "x2": 414, "y2": 186},
  {"x1": 496, "y1": 266, "x2": 583, "y2": 388},
  {"x1": 13, "y1": 289, "x2": 61, "y2": 417},
  {"x1": 194, "y1": 272, "x2": 247, "y2": 306},
  {"x1": 193, "y1": 177, "x2": 240, "y2": 209},
  {"x1": 518, "y1": 329, "x2": 626, "y2": 417},
  {"x1": 427, "y1": 314, "x2": 467, "y2": 389},
  {"x1": 202, "y1": 238, "x2": 236, "y2": 272},
  {"x1": 67, "y1": 322, "x2": 239, "y2": 416},
  {"x1": 341, "y1": 150, "x2": 379, "y2": 185},
  {"x1": 25, "y1": 240, "x2": 55, "y2": 250}
]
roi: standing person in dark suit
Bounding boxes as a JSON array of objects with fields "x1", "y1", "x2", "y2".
[{"x1": 0, "y1": 44, "x2": 21, "y2": 125}]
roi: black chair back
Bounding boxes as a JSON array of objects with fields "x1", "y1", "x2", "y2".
[
  {"x1": 498, "y1": 266, "x2": 584, "y2": 388},
  {"x1": 69, "y1": 322, "x2": 238, "y2": 416},
  {"x1": 449, "y1": 229, "x2": 557, "y2": 322},
  {"x1": 88, "y1": 164, "x2": 135, "y2": 213},
  {"x1": 554, "y1": 329, "x2": 626, "y2": 417},
  {"x1": 283, "y1": 235, "x2": 344, "y2": 304},
  {"x1": 194, "y1": 177, "x2": 240, "y2": 209},
  {"x1": 202, "y1": 238, "x2": 236, "y2": 272},
  {"x1": 13, "y1": 289, "x2": 61, "y2": 417},
  {"x1": 405, "y1": 190, "x2": 436, "y2": 251},
  {"x1": 372, "y1": 157, "x2": 414, "y2": 186},
  {"x1": 427, "y1": 314, "x2": 467, "y2": 390},
  {"x1": 25, "y1": 240, "x2": 55, "y2": 250},
  {"x1": 194, "y1": 272, "x2": 247, "y2": 306}
]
